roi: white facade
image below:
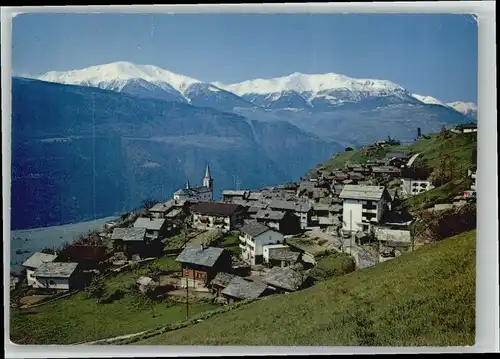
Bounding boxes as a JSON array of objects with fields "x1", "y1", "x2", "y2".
[
  {"x1": 32, "y1": 276, "x2": 72, "y2": 290},
  {"x1": 262, "y1": 244, "x2": 290, "y2": 264},
  {"x1": 239, "y1": 230, "x2": 284, "y2": 265},
  {"x1": 26, "y1": 269, "x2": 37, "y2": 287},
  {"x1": 401, "y1": 178, "x2": 434, "y2": 197},
  {"x1": 193, "y1": 213, "x2": 232, "y2": 232}
]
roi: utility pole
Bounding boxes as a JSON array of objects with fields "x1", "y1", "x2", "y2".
[
  {"x1": 349, "y1": 210, "x2": 353, "y2": 255},
  {"x1": 185, "y1": 276, "x2": 189, "y2": 320}
]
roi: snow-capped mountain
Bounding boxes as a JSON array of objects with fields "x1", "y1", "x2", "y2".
[
  {"x1": 35, "y1": 61, "x2": 256, "y2": 112},
  {"x1": 214, "y1": 72, "x2": 418, "y2": 110},
  {"x1": 412, "y1": 94, "x2": 448, "y2": 107},
  {"x1": 446, "y1": 101, "x2": 478, "y2": 119}
]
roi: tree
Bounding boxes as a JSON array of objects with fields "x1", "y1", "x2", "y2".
[{"x1": 141, "y1": 198, "x2": 159, "y2": 211}]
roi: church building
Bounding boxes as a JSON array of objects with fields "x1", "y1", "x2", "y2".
[{"x1": 173, "y1": 163, "x2": 214, "y2": 201}]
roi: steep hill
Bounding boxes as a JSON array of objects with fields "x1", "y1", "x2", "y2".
[{"x1": 135, "y1": 230, "x2": 476, "y2": 346}]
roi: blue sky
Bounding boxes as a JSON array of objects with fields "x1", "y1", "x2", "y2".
[{"x1": 12, "y1": 13, "x2": 478, "y2": 103}]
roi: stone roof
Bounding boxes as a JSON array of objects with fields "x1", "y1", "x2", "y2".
[
  {"x1": 176, "y1": 245, "x2": 225, "y2": 267},
  {"x1": 239, "y1": 221, "x2": 272, "y2": 237},
  {"x1": 372, "y1": 166, "x2": 401, "y2": 173},
  {"x1": 220, "y1": 276, "x2": 268, "y2": 300},
  {"x1": 191, "y1": 202, "x2": 243, "y2": 217},
  {"x1": 256, "y1": 209, "x2": 286, "y2": 221},
  {"x1": 22, "y1": 252, "x2": 57, "y2": 269},
  {"x1": 268, "y1": 200, "x2": 311, "y2": 213},
  {"x1": 33, "y1": 262, "x2": 79, "y2": 278},
  {"x1": 262, "y1": 267, "x2": 305, "y2": 292},
  {"x1": 267, "y1": 247, "x2": 300, "y2": 262},
  {"x1": 165, "y1": 208, "x2": 183, "y2": 218},
  {"x1": 374, "y1": 227, "x2": 412, "y2": 244},
  {"x1": 149, "y1": 202, "x2": 175, "y2": 213},
  {"x1": 247, "y1": 192, "x2": 263, "y2": 201},
  {"x1": 111, "y1": 227, "x2": 147, "y2": 242},
  {"x1": 339, "y1": 185, "x2": 387, "y2": 201},
  {"x1": 133, "y1": 217, "x2": 166, "y2": 230},
  {"x1": 222, "y1": 190, "x2": 249, "y2": 197},
  {"x1": 209, "y1": 272, "x2": 238, "y2": 288}
]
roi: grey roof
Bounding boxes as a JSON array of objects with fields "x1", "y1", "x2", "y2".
[
  {"x1": 165, "y1": 208, "x2": 183, "y2": 218},
  {"x1": 386, "y1": 152, "x2": 408, "y2": 159},
  {"x1": 269, "y1": 200, "x2": 311, "y2": 213},
  {"x1": 149, "y1": 202, "x2": 175, "y2": 213},
  {"x1": 256, "y1": 209, "x2": 286, "y2": 221},
  {"x1": 111, "y1": 227, "x2": 147, "y2": 242},
  {"x1": 33, "y1": 262, "x2": 79, "y2": 278},
  {"x1": 22, "y1": 252, "x2": 57, "y2": 269},
  {"x1": 191, "y1": 202, "x2": 243, "y2": 217},
  {"x1": 176, "y1": 246, "x2": 225, "y2": 267},
  {"x1": 262, "y1": 267, "x2": 305, "y2": 292},
  {"x1": 133, "y1": 217, "x2": 167, "y2": 230},
  {"x1": 339, "y1": 185, "x2": 387, "y2": 201},
  {"x1": 374, "y1": 228, "x2": 412, "y2": 243},
  {"x1": 209, "y1": 272, "x2": 238, "y2": 288},
  {"x1": 267, "y1": 247, "x2": 300, "y2": 262},
  {"x1": 247, "y1": 192, "x2": 263, "y2": 201},
  {"x1": 220, "y1": 276, "x2": 268, "y2": 300},
  {"x1": 312, "y1": 203, "x2": 343, "y2": 212},
  {"x1": 239, "y1": 221, "x2": 272, "y2": 237}
]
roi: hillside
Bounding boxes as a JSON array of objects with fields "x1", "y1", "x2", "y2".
[
  {"x1": 135, "y1": 230, "x2": 476, "y2": 346},
  {"x1": 323, "y1": 131, "x2": 476, "y2": 173}
]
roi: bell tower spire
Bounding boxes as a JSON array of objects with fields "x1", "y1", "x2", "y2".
[{"x1": 203, "y1": 162, "x2": 213, "y2": 191}]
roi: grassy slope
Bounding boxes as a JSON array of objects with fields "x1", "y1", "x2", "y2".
[
  {"x1": 323, "y1": 132, "x2": 476, "y2": 172},
  {"x1": 10, "y1": 256, "x2": 218, "y2": 344},
  {"x1": 137, "y1": 230, "x2": 476, "y2": 346}
]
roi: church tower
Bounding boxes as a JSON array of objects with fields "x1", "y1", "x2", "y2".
[{"x1": 203, "y1": 163, "x2": 213, "y2": 191}]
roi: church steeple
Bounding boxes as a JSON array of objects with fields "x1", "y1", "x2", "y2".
[
  {"x1": 203, "y1": 162, "x2": 213, "y2": 191},
  {"x1": 185, "y1": 179, "x2": 190, "y2": 189}
]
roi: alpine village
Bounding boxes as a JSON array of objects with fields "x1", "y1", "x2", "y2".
[{"x1": 10, "y1": 123, "x2": 477, "y2": 346}]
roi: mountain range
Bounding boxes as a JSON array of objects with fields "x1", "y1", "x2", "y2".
[{"x1": 12, "y1": 62, "x2": 474, "y2": 229}]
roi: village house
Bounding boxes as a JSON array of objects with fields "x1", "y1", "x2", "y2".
[
  {"x1": 464, "y1": 167, "x2": 477, "y2": 199},
  {"x1": 238, "y1": 221, "x2": 285, "y2": 265},
  {"x1": 22, "y1": 252, "x2": 58, "y2": 287},
  {"x1": 262, "y1": 244, "x2": 300, "y2": 267},
  {"x1": 453, "y1": 123, "x2": 477, "y2": 134},
  {"x1": 373, "y1": 226, "x2": 412, "y2": 249},
  {"x1": 32, "y1": 262, "x2": 80, "y2": 291},
  {"x1": 222, "y1": 190, "x2": 250, "y2": 203},
  {"x1": 339, "y1": 185, "x2": 392, "y2": 233},
  {"x1": 209, "y1": 272, "x2": 238, "y2": 297},
  {"x1": 400, "y1": 167, "x2": 435, "y2": 197},
  {"x1": 268, "y1": 200, "x2": 312, "y2": 230},
  {"x1": 311, "y1": 203, "x2": 343, "y2": 229},
  {"x1": 173, "y1": 163, "x2": 214, "y2": 201},
  {"x1": 148, "y1": 199, "x2": 188, "y2": 219},
  {"x1": 371, "y1": 166, "x2": 401, "y2": 178},
  {"x1": 176, "y1": 245, "x2": 232, "y2": 288},
  {"x1": 262, "y1": 266, "x2": 309, "y2": 293},
  {"x1": 255, "y1": 209, "x2": 301, "y2": 235},
  {"x1": 111, "y1": 227, "x2": 162, "y2": 258},
  {"x1": 191, "y1": 202, "x2": 245, "y2": 232},
  {"x1": 220, "y1": 275, "x2": 270, "y2": 304},
  {"x1": 133, "y1": 217, "x2": 168, "y2": 241}
]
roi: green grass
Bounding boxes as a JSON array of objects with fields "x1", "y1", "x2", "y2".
[
  {"x1": 400, "y1": 178, "x2": 472, "y2": 212},
  {"x1": 9, "y1": 255, "x2": 212, "y2": 345},
  {"x1": 309, "y1": 252, "x2": 356, "y2": 281},
  {"x1": 136, "y1": 230, "x2": 476, "y2": 346}
]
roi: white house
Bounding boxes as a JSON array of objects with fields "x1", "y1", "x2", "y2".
[
  {"x1": 191, "y1": 202, "x2": 245, "y2": 232},
  {"x1": 401, "y1": 178, "x2": 435, "y2": 197},
  {"x1": 339, "y1": 185, "x2": 392, "y2": 233},
  {"x1": 238, "y1": 221, "x2": 284, "y2": 265},
  {"x1": 22, "y1": 252, "x2": 58, "y2": 287},
  {"x1": 32, "y1": 262, "x2": 79, "y2": 291},
  {"x1": 173, "y1": 163, "x2": 213, "y2": 201}
]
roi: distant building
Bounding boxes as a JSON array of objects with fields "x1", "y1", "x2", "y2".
[
  {"x1": 262, "y1": 244, "x2": 300, "y2": 268},
  {"x1": 190, "y1": 202, "x2": 245, "y2": 232},
  {"x1": 111, "y1": 227, "x2": 162, "y2": 258},
  {"x1": 220, "y1": 276, "x2": 270, "y2": 304},
  {"x1": 454, "y1": 123, "x2": 477, "y2": 134},
  {"x1": 267, "y1": 200, "x2": 312, "y2": 230},
  {"x1": 173, "y1": 163, "x2": 213, "y2": 201},
  {"x1": 148, "y1": 199, "x2": 188, "y2": 219},
  {"x1": 262, "y1": 266, "x2": 308, "y2": 293},
  {"x1": 238, "y1": 221, "x2": 284, "y2": 265},
  {"x1": 22, "y1": 252, "x2": 58, "y2": 287},
  {"x1": 255, "y1": 209, "x2": 301, "y2": 235},
  {"x1": 133, "y1": 217, "x2": 168, "y2": 241},
  {"x1": 339, "y1": 185, "x2": 392, "y2": 233}
]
